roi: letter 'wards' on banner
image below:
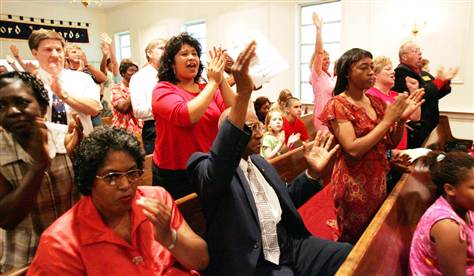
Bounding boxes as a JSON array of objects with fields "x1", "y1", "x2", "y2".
[{"x1": 0, "y1": 15, "x2": 89, "y2": 43}]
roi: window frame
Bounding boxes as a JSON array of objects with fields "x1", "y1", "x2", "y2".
[
  {"x1": 296, "y1": 0, "x2": 341, "y2": 103},
  {"x1": 115, "y1": 31, "x2": 131, "y2": 61}
]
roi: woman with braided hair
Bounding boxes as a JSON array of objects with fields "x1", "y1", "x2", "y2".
[{"x1": 0, "y1": 71, "x2": 81, "y2": 272}]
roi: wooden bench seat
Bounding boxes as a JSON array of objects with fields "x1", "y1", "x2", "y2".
[{"x1": 423, "y1": 115, "x2": 473, "y2": 151}]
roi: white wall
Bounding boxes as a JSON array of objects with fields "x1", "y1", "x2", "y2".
[
  {"x1": 0, "y1": 1, "x2": 107, "y2": 66},
  {"x1": 1, "y1": 0, "x2": 472, "y2": 138}
]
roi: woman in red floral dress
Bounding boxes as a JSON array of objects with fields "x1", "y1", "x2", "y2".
[
  {"x1": 111, "y1": 59, "x2": 142, "y2": 136},
  {"x1": 319, "y1": 48, "x2": 424, "y2": 243}
]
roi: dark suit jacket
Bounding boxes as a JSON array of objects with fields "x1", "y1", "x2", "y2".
[
  {"x1": 393, "y1": 63, "x2": 451, "y2": 147},
  {"x1": 187, "y1": 119, "x2": 322, "y2": 276}
]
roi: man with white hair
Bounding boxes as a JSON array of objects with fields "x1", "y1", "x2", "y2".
[{"x1": 393, "y1": 41, "x2": 457, "y2": 148}]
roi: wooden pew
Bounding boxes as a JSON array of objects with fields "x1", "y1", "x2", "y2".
[
  {"x1": 175, "y1": 193, "x2": 206, "y2": 238},
  {"x1": 269, "y1": 145, "x2": 307, "y2": 183},
  {"x1": 335, "y1": 166, "x2": 436, "y2": 276},
  {"x1": 423, "y1": 115, "x2": 473, "y2": 151},
  {"x1": 141, "y1": 154, "x2": 153, "y2": 186},
  {"x1": 301, "y1": 112, "x2": 316, "y2": 140}
]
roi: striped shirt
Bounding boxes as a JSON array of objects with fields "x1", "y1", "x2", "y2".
[{"x1": 0, "y1": 123, "x2": 79, "y2": 272}]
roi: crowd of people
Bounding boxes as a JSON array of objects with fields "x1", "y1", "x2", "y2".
[{"x1": 0, "y1": 9, "x2": 471, "y2": 275}]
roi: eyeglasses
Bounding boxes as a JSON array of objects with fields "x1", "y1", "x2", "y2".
[
  {"x1": 246, "y1": 121, "x2": 265, "y2": 133},
  {"x1": 96, "y1": 169, "x2": 144, "y2": 186}
]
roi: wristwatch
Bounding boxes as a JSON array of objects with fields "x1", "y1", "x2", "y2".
[{"x1": 60, "y1": 90, "x2": 69, "y2": 101}]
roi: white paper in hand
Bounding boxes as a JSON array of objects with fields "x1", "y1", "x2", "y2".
[
  {"x1": 228, "y1": 31, "x2": 288, "y2": 88},
  {"x1": 100, "y1": 33, "x2": 112, "y2": 44}
]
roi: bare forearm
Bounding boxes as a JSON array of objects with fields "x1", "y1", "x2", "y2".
[
  {"x1": 389, "y1": 120, "x2": 406, "y2": 148},
  {"x1": 187, "y1": 81, "x2": 219, "y2": 123},
  {"x1": 312, "y1": 26, "x2": 324, "y2": 73},
  {"x1": 0, "y1": 167, "x2": 46, "y2": 229},
  {"x1": 108, "y1": 45, "x2": 119, "y2": 76},
  {"x1": 85, "y1": 65, "x2": 107, "y2": 83},
  {"x1": 100, "y1": 54, "x2": 108, "y2": 75},
  {"x1": 170, "y1": 234, "x2": 209, "y2": 270},
  {"x1": 219, "y1": 79, "x2": 236, "y2": 107},
  {"x1": 334, "y1": 120, "x2": 392, "y2": 159}
]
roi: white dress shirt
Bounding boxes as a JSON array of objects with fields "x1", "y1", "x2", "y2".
[
  {"x1": 37, "y1": 68, "x2": 101, "y2": 135},
  {"x1": 129, "y1": 64, "x2": 158, "y2": 121}
]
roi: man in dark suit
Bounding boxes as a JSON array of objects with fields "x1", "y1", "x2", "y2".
[
  {"x1": 187, "y1": 42, "x2": 352, "y2": 276},
  {"x1": 393, "y1": 41, "x2": 457, "y2": 148}
]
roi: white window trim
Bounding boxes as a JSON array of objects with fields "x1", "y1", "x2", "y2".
[{"x1": 115, "y1": 31, "x2": 131, "y2": 62}]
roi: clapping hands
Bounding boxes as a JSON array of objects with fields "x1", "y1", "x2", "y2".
[
  {"x1": 137, "y1": 196, "x2": 175, "y2": 247},
  {"x1": 207, "y1": 47, "x2": 226, "y2": 85}
]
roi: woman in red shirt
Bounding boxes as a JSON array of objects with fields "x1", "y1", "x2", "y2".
[
  {"x1": 152, "y1": 33, "x2": 236, "y2": 199},
  {"x1": 28, "y1": 127, "x2": 208, "y2": 275}
]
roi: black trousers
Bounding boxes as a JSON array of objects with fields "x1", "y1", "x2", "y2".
[
  {"x1": 142, "y1": 120, "x2": 156, "y2": 155},
  {"x1": 256, "y1": 224, "x2": 352, "y2": 276},
  {"x1": 152, "y1": 163, "x2": 196, "y2": 199}
]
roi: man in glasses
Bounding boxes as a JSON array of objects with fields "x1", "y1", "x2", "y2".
[{"x1": 188, "y1": 41, "x2": 352, "y2": 276}]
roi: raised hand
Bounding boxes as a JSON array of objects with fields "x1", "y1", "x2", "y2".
[
  {"x1": 223, "y1": 50, "x2": 235, "y2": 74},
  {"x1": 436, "y1": 66, "x2": 459, "y2": 81},
  {"x1": 287, "y1": 132, "x2": 301, "y2": 146},
  {"x1": 312, "y1": 12, "x2": 323, "y2": 29},
  {"x1": 100, "y1": 41, "x2": 110, "y2": 57},
  {"x1": 23, "y1": 62, "x2": 38, "y2": 76},
  {"x1": 303, "y1": 131, "x2": 340, "y2": 179},
  {"x1": 383, "y1": 93, "x2": 408, "y2": 124},
  {"x1": 28, "y1": 117, "x2": 52, "y2": 168},
  {"x1": 136, "y1": 196, "x2": 174, "y2": 247},
  {"x1": 402, "y1": 88, "x2": 425, "y2": 120},
  {"x1": 9, "y1": 45, "x2": 19, "y2": 57},
  {"x1": 64, "y1": 113, "x2": 83, "y2": 157},
  {"x1": 231, "y1": 41, "x2": 256, "y2": 96},
  {"x1": 207, "y1": 47, "x2": 225, "y2": 85}
]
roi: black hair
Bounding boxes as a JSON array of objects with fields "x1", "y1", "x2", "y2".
[
  {"x1": 119, "y1": 59, "x2": 138, "y2": 77},
  {"x1": 0, "y1": 71, "x2": 49, "y2": 115},
  {"x1": 333, "y1": 48, "x2": 373, "y2": 95},
  {"x1": 158, "y1": 32, "x2": 204, "y2": 84},
  {"x1": 73, "y1": 126, "x2": 145, "y2": 195},
  {"x1": 254, "y1": 96, "x2": 271, "y2": 123},
  {"x1": 422, "y1": 151, "x2": 474, "y2": 196}
]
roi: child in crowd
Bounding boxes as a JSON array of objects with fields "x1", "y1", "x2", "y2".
[
  {"x1": 270, "y1": 88, "x2": 293, "y2": 113},
  {"x1": 260, "y1": 110, "x2": 300, "y2": 159},
  {"x1": 283, "y1": 97, "x2": 309, "y2": 149},
  {"x1": 409, "y1": 151, "x2": 474, "y2": 275}
]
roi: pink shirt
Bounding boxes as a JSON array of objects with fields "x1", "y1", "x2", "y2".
[
  {"x1": 152, "y1": 81, "x2": 226, "y2": 170},
  {"x1": 366, "y1": 87, "x2": 407, "y2": 149},
  {"x1": 27, "y1": 186, "x2": 198, "y2": 276},
  {"x1": 409, "y1": 196, "x2": 474, "y2": 275},
  {"x1": 311, "y1": 69, "x2": 335, "y2": 132}
]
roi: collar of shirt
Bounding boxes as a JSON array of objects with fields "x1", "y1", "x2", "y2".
[{"x1": 77, "y1": 194, "x2": 148, "y2": 248}]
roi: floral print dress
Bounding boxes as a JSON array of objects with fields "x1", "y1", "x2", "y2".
[{"x1": 319, "y1": 93, "x2": 392, "y2": 243}]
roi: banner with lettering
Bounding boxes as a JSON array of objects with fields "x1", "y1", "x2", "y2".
[{"x1": 0, "y1": 15, "x2": 89, "y2": 43}]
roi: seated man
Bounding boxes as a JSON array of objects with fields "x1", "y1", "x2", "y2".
[{"x1": 187, "y1": 41, "x2": 352, "y2": 276}]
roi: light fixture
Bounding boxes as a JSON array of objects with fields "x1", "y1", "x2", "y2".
[{"x1": 70, "y1": 0, "x2": 102, "y2": 8}]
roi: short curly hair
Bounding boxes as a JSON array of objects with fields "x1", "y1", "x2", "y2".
[
  {"x1": 73, "y1": 126, "x2": 145, "y2": 195},
  {"x1": 119, "y1": 59, "x2": 138, "y2": 77},
  {"x1": 158, "y1": 32, "x2": 204, "y2": 84},
  {"x1": 0, "y1": 71, "x2": 49, "y2": 115}
]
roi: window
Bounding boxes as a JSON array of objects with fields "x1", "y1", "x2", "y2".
[
  {"x1": 298, "y1": 1, "x2": 341, "y2": 102},
  {"x1": 184, "y1": 21, "x2": 207, "y2": 65},
  {"x1": 115, "y1": 31, "x2": 131, "y2": 61}
]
